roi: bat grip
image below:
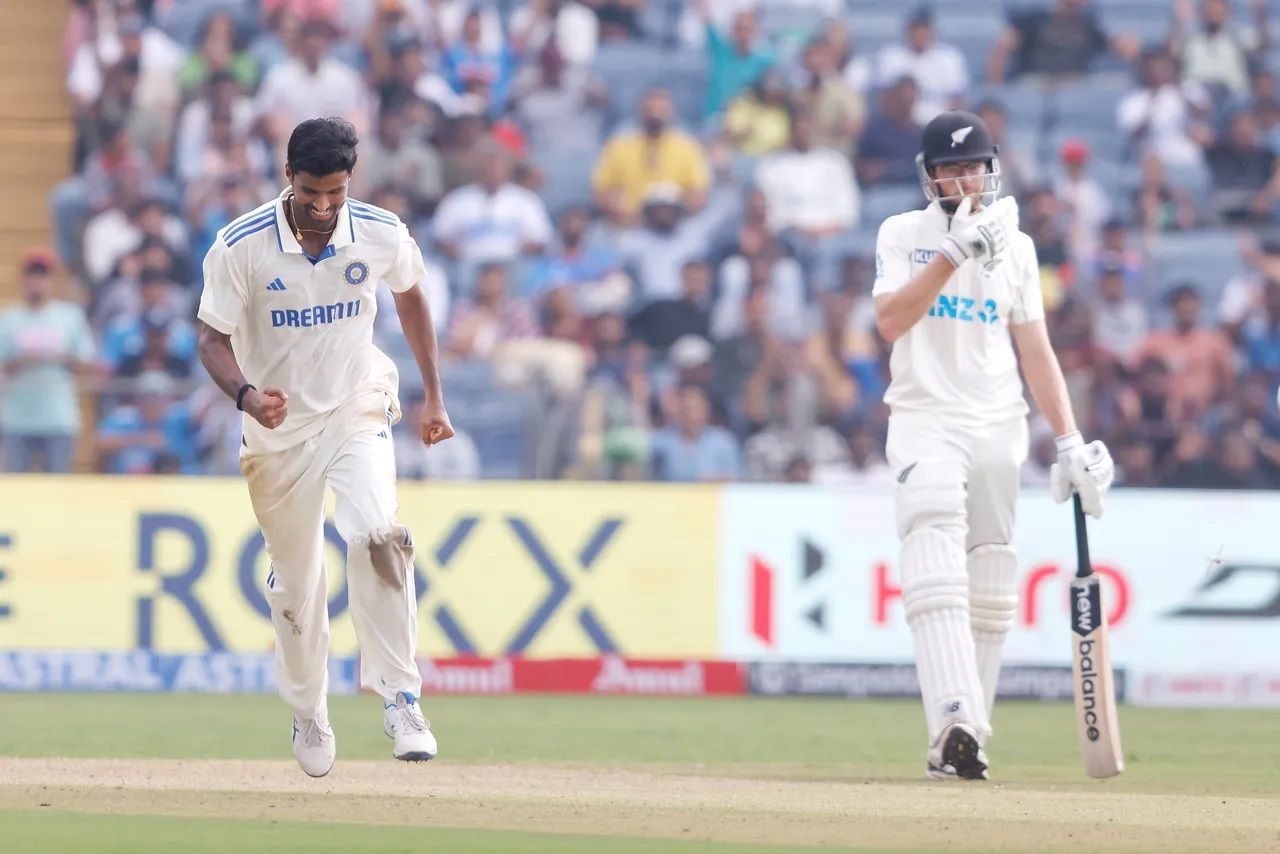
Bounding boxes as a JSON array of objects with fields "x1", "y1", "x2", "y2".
[{"x1": 1072, "y1": 493, "x2": 1092, "y2": 579}]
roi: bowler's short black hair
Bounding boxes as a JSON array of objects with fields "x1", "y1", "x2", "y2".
[{"x1": 287, "y1": 117, "x2": 359, "y2": 176}]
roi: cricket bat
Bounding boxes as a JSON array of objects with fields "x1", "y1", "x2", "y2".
[{"x1": 1070, "y1": 494, "x2": 1124, "y2": 779}]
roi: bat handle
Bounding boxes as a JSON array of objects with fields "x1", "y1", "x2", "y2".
[{"x1": 1072, "y1": 493, "x2": 1092, "y2": 579}]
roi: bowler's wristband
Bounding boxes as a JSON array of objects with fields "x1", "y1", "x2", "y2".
[{"x1": 236, "y1": 383, "x2": 257, "y2": 412}]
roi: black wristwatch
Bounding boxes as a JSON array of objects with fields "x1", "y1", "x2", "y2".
[{"x1": 236, "y1": 383, "x2": 257, "y2": 411}]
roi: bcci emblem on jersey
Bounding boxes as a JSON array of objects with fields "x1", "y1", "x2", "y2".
[{"x1": 344, "y1": 260, "x2": 370, "y2": 286}]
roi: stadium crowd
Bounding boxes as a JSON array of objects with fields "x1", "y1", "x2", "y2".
[{"x1": 2, "y1": 0, "x2": 1280, "y2": 489}]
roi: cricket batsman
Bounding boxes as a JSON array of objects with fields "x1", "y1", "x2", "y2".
[
  {"x1": 872, "y1": 111, "x2": 1115, "y2": 779},
  {"x1": 196, "y1": 117, "x2": 451, "y2": 777}
]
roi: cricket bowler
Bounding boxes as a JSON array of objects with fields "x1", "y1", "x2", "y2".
[
  {"x1": 196, "y1": 117, "x2": 451, "y2": 777},
  {"x1": 872, "y1": 110, "x2": 1115, "y2": 779}
]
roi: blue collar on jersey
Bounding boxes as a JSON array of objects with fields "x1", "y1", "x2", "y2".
[
  {"x1": 300, "y1": 244, "x2": 338, "y2": 265},
  {"x1": 273, "y1": 189, "x2": 356, "y2": 260}
]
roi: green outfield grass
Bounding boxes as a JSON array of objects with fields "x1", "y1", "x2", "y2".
[
  {"x1": 1, "y1": 694, "x2": 1277, "y2": 852},
  {"x1": 1, "y1": 811, "x2": 832, "y2": 854}
]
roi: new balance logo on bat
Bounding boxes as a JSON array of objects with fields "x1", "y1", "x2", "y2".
[
  {"x1": 266, "y1": 278, "x2": 287, "y2": 292},
  {"x1": 1072, "y1": 583, "x2": 1101, "y2": 637}
]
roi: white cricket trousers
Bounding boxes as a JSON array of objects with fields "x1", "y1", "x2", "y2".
[
  {"x1": 240, "y1": 388, "x2": 421, "y2": 719},
  {"x1": 886, "y1": 411, "x2": 1027, "y2": 745}
]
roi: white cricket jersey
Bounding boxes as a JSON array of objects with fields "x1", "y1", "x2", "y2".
[
  {"x1": 872, "y1": 200, "x2": 1044, "y2": 424},
  {"x1": 197, "y1": 188, "x2": 428, "y2": 453}
]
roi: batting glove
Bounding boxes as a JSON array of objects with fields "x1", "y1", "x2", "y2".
[
  {"x1": 1050, "y1": 431, "x2": 1115, "y2": 519},
  {"x1": 938, "y1": 197, "x2": 1017, "y2": 269}
]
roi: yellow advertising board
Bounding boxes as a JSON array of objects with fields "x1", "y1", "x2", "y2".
[{"x1": 0, "y1": 478, "x2": 719, "y2": 657}]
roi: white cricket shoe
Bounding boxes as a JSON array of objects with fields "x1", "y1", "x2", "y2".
[
  {"x1": 292, "y1": 714, "x2": 336, "y2": 778},
  {"x1": 384, "y1": 691, "x2": 437, "y2": 761},
  {"x1": 926, "y1": 722, "x2": 989, "y2": 781}
]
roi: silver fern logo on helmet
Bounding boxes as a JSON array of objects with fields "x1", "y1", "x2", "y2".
[{"x1": 950, "y1": 126, "x2": 974, "y2": 148}]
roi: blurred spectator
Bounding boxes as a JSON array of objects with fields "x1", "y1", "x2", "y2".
[
  {"x1": 445, "y1": 262, "x2": 540, "y2": 360},
  {"x1": 592, "y1": 89, "x2": 711, "y2": 225},
  {"x1": 1206, "y1": 110, "x2": 1280, "y2": 224},
  {"x1": 1094, "y1": 219, "x2": 1146, "y2": 295},
  {"x1": 1117, "y1": 48, "x2": 1212, "y2": 170},
  {"x1": 976, "y1": 101, "x2": 1032, "y2": 200},
  {"x1": 433, "y1": 140, "x2": 553, "y2": 265},
  {"x1": 66, "y1": 8, "x2": 183, "y2": 111},
  {"x1": 695, "y1": 0, "x2": 774, "y2": 118},
  {"x1": 824, "y1": 19, "x2": 872, "y2": 97},
  {"x1": 101, "y1": 268, "x2": 196, "y2": 371},
  {"x1": 116, "y1": 309, "x2": 193, "y2": 380},
  {"x1": 722, "y1": 69, "x2": 791, "y2": 157},
  {"x1": 509, "y1": 0, "x2": 600, "y2": 68},
  {"x1": 83, "y1": 194, "x2": 188, "y2": 286},
  {"x1": 178, "y1": 11, "x2": 257, "y2": 96},
  {"x1": 714, "y1": 283, "x2": 803, "y2": 431},
  {"x1": 1086, "y1": 355, "x2": 1141, "y2": 444},
  {"x1": 857, "y1": 76, "x2": 922, "y2": 186},
  {"x1": 756, "y1": 111, "x2": 860, "y2": 248},
  {"x1": 1135, "y1": 283, "x2": 1235, "y2": 413},
  {"x1": 813, "y1": 420, "x2": 893, "y2": 486},
  {"x1": 421, "y1": 0, "x2": 505, "y2": 54},
  {"x1": 1021, "y1": 186, "x2": 1070, "y2": 269},
  {"x1": 650, "y1": 384, "x2": 742, "y2": 481},
  {"x1": 353, "y1": 95, "x2": 444, "y2": 215},
  {"x1": 0, "y1": 249, "x2": 95, "y2": 473},
  {"x1": 1054, "y1": 139, "x2": 1110, "y2": 266},
  {"x1": 174, "y1": 70, "x2": 256, "y2": 185},
  {"x1": 1220, "y1": 232, "x2": 1280, "y2": 340},
  {"x1": 1134, "y1": 152, "x2": 1199, "y2": 234},
  {"x1": 1170, "y1": 0, "x2": 1269, "y2": 98},
  {"x1": 802, "y1": 284, "x2": 868, "y2": 422},
  {"x1": 1132, "y1": 355, "x2": 1180, "y2": 462},
  {"x1": 743, "y1": 380, "x2": 847, "y2": 482},
  {"x1": 255, "y1": 19, "x2": 371, "y2": 144},
  {"x1": 395, "y1": 395, "x2": 482, "y2": 480},
  {"x1": 1112, "y1": 431, "x2": 1159, "y2": 486},
  {"x1": 987, "y1": 0, "x2": 1138, "y2": 82},
  {"x1": 1257, "y1": 95, "x2": 1280, "y2": 155},
  {"x1": 438, "y1": 110, "x2": 491, "y2": 191},
  {"x1": 523, "y1": 207, "x2": 624, "y2": 301},
  {"x1": 794, "y1": 36, "x2": 864, "y2": 158},
  {"x1": 95, "y1": 371, "x2": 196, "y2": 475},
  {"x1": 628, "y1": 260, "x2": 712, "y2": 355},
  {"x1": 442, "y1": 7, "x2": 519, "y2": 117},
  {"x1": 714, "y1": 250, "x2": 807, "y2": 344},
  {"x1": 615, "y1": 183, "x2": 725, "y2": 302},
  {"x1": 1092, "y1": 260, "x2": 1148, "y2": 365},
  {"x1": 587, "y1": 0, "x2": 645, "y2": 43},
  {"x1": 1241, "y1": 280, "x2": 1280, "y2": 380},
  {"x1": 875, "y1": 8, "x2": 968, "y2": 124},
  {"x1": 1168, "y1": 423, "x2": 1279, "y2": 488},
  {"x1": 51, "y1": 120, "x2": 161, "y2": 270},
  {"x1": 513, "y1": 38, "x2": 608, "y2": 153}
]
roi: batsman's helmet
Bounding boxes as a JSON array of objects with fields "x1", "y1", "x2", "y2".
[{"x1": 915, "y1": 110, "x2": 1002, "y2": 208}]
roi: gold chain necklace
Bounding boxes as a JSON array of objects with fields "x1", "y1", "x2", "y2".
[{"x1": 285, "y1": 194, "x2": 338, "y2": 244}]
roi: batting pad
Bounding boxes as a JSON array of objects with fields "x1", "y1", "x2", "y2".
[
  {"x1": 901, "y1": 527, "x2": 991, "y2": 743},
  {"x1": 968, "y1": 543, "x2": 1019, "y2": 722}
]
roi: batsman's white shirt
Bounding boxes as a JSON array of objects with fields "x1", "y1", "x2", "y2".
[
  {"x1": 197, "y1": 188, "x2": 427, "y2": 453},
  {"x1": 872, "y1": 200, "x2": 1044, "y2": 424}
]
